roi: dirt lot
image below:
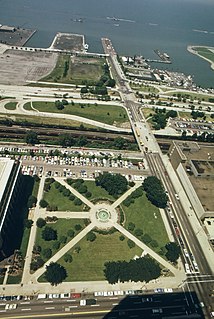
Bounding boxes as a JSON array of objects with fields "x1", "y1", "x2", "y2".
[
  {"x1": 0, "y1": 48, "x2": 58, "y2": 85},
  {"x1": 51, "y1": 33, "x2": 84, "y2": 51}
]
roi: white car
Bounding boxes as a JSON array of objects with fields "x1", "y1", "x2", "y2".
[
  {"x1": 175, "y1": 193, "x2": 180, "y2": 200},
  {"x1": 80, "y1": 299, "x2": 86, "y2": 306},
  {"x1": 5, "y1": 304, "x2": 17, "y2": 310}
]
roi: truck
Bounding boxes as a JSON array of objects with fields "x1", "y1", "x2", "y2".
[{"x1": 80, "y1": 299, "x2": 96, "y2": 306}]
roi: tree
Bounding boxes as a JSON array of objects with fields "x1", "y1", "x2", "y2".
[
  {"x1": 143, "y1": 176, "x2": 168, "y2": 208},
  {"x1": 42, "y1": 248, "x2": 52, "y2": 259},
  {"x1": 27, "y1": 195, "x2": 37, "y2": 208},
  {"x1": 81, "y1": 87, "x2": 88, "y2": 94},
  {"x1": 64, "y1": 254, "x2": 73, "y2": 263},
  {"x1": 128, "y1": 222, "x2": 135, "y2": 231},
  {"x1": 74, "y1": 198, "x2": 82, "y2": 206},
  {"x1": 75, "y1": 224, "x2": 82, "y2": 231},
  {"x1": 86, "y1": 232, "x2": 96, "y2": 242},
  {"x1": 67, "y1": 229, "x2": 75, "y2": 238},
  {"x1": 95, "y1": 172, "x2": 128, "y2": 197},
  {"x1": 119, "y1": 235, "x2": 125, "y2": 241},
  {"x1": 42, "y1": 227, "x2": 57, "y2": 241},
  {"x1": 127, "y1": 239, "x2": 135, "y2": 249},
  {"x1": 165, "y1": 242, "x2": 181, "y2": 263},
  {"x1": 52, "y1": 241, "x2": 60, "y2": 250},
  {"x1": 39, "y1": 199, "x2": 48, "y2": 208},
  {"x1": 36, "y1": 218, "x2": 46, "y2": 228},
  {"x1": 24, "y1": 219, "x2": 33, "y2": 229},
  {"x1": 45, "y1": 262, "x2": 67, "y2": 286},
  {"x1": 59, "y1": 236, "x2": 67, "y2": 244},
  {"x1": 25, "y1": 131, "x2": 38, "y2": 145}
]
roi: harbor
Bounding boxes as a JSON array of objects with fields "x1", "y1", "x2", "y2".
[{"x1": 146, "y1": 49, "x2": 171, "y2": 64}]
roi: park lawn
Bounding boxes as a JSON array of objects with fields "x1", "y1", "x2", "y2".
[
  {"x1": 163, "y1": 90, "x2": 214, "y2": 103},
  {"x1": 20, "y1": 227, "x2": 31, "y2": 258},
  {"x1": 81, "y1": 180, "x2": 115, "y2": 201},
  {"x1": 35, "y1": 219, "x2": 87, "y2": 263},
  {"x1": 122, "y1": 192, "x2": 169, "y2": 253},
  {"x1": 131, "y1": 84, "x2": 159, "y2": 94},
  {"x1": 41, "y1": 55, "x2": 105, "y2": 85},
  {"x1": 32, "y1": 179, "x2": 40, "y2": 198},
  {"x1": 2, "y1": 112, "x2": 98, "y2": 130},
  {"x1": 178, "y1": 111, "x2": 214, "y2": 123},
  {"x1": 194, "y1": 47, "x2": 214, "y2": 63},
  {"x1": 30, "y1": 101, "x2": 128, "y2": 126},
  {"x1": 23, "y1": 102, "x2": 33, "y2": 111},
  {"x1": 141, "y1": 107, "x2": 155, "y2": 119},
  {"x1": 43, "y1": 182, "x2": 86, "y2": 211},
  {"x1": 4, "y1": 102, "x2": 17, "y2": 110},
  {"x1": 58, "y1": 231, "x2": 142, "y2": 281},
  {"x1": 7, "y1": 275, "x2": 22, "y2": 284}
]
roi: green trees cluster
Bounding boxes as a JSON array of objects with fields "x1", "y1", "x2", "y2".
[
  {"x1": 59, "y1": 134, "x2": 87, "y2": 147},
  {"x1": 25, "y1": 131, "x2": 39, "y2": 145},
  {"x1": 191, "y1": 110, "x2": 205, "y2": 119},
  {"x1": 55, "y1": 99, "x2": 68, "y2": 110},
  {"x1": 63, "y1": 60, "x2": 69, "y2": 78},
  {"x1": 95, "y1": 172, "x2": 128, "y2": 197},
  {"x1": 143, "y1": 176, "x2": 168, "y2": 208},
  {"x1": 123, "y1": 186, "x2": 144, "y2": 207},
  {"x1": 104, "y1": 256, "x2": 161, "y2": 284},
  {"x1": 151, "y1": 108, "x2": 177, "y2": 130},
  {"x1": 67, "y1": 178, "x2": 92, "y2": 198}
]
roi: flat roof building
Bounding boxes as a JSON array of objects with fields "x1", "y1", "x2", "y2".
[{"x1": 0, "y1": 158, "x2": 22, "y2": 260}]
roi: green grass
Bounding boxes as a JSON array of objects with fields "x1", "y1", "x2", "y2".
[
  {"x1": 0, "y1": 112, "x2": 99, "y2": 130},
  {"x1": 163, "y1": 90, "x2": 214, "y2": 103},
  {"x1": 32, "y1": 179, "x2": 40, "y2": 198},
  {"x1": 194, "y1": 47, "x2": 214, "y2": 63},
  {"x1": 7, "y1": 275, "x2": 22, "y2": 284},
  {"x1": 131, "y1": 84, "x2": 159, "y2": 93},
  {"x1": 27, "y1": 101, "x2": 128, "y2": 126},
  {"x1": 41, "y1": 55, "x2": 105, "y2": 85},
  {"x1": 57, "y1": 231, "x2": 142, "y2": 281},
  {"x1": 122, "y1": 192, "x2": 169, "y2": 253},
  {"x1": 43, "y1": 181, "x2": 87, "y2": 211},
  {"x1": 23, "y1": 102, "x2": 33, "y2": 111},
  {"x1": 80, "y1": 180, "x2": 115, "y2": 201},
  {"x1": 20, "y1": 228, "x2": 31, "y2": 258},
  {"x1": 4, "y1": 102, "x2": 17, "y2": 110},
  {"x1": 35, "y1": 219, "x2": 87, "y2": 263},
  {"x1": 142, "y1": 107, "x2": 156, "y2": 119}
]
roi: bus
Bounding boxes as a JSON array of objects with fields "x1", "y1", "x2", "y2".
[
  {"x1": 136, "y1": 129, "x2": 140, "y2": 137},
  {"x1": 140, "y1": 139, "x2": 144, "y2": 146}
]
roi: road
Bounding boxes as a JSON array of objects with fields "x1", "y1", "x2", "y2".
[
  {"x1": 102, "y1": 38, "x2": 214, "y2": 318},
  {"x1": 0, "y1": 291, "x2": 205, "y2": 319}
]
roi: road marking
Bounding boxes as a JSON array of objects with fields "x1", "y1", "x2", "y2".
[
  {"x1": 66, "y1": 299, "x2": 76, "y2": 302},
  {"x1": 109, "y1": 297, "x2": 118, "y2": 300},
  {"x1": 21, "y1": 308, "x2": 31, "y2": 311},
  {"x1": 20, "y1": 302, "x2": 30, "y2": 305},
  {"x1": 112, "y1": 303, "x2": 119, "y2": 306},
  {"x1": 68, "y1": 305, "x2": 78, "y2": 308},
  {"x1": 45, "y1": 307, "x2": 55, "y2": 310},
  {"x1": 44, "y1": 300, "x2": 53, "y2": 303},
  {"x1": 91, "y1": 304, "x2": 100, "y2": 307},
  {"x1": 0, "y1": 310, "x2": 6, "y2": 313},
  {"x1": 0, "y1": 304, "x2": 6, "y2": 306}
]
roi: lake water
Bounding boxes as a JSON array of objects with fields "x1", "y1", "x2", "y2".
[{"x1": 0, "y1": 0, "x2": 214, "y2": 87}]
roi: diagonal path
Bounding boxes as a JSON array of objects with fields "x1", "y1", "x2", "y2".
[
  {"x1": 30, "y1": 223, "x2": 95, "y2": 283},
  {"x1": 111, "y1": 181, "x2": 142, "y2": 209},
  {"x1": 114, "y1": 223, "x2": 183, "y2": 279},
  {"x1": 55, "y1": 177, "x2": 94, "y2": 208}
]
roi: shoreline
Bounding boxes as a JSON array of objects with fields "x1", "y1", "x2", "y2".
[{"x1": 187, "y1": 45, "x2": 214, "y2": 71}]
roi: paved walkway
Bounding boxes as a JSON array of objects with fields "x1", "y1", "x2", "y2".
[
  {"x1": 111, "y1": 181, "x2": 142, "y2": 209},
  {"x1": 40, "y1": 211, "x2": 90, "y2": 219}
]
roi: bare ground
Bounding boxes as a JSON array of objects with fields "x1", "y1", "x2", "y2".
[{"x1": 0, "y1": 48, "x2": 58, "y2": 85}]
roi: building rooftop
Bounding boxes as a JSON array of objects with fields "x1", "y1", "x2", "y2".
[{"x1": 0, "y1": 158, "x2": 15, "y2": 205}]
